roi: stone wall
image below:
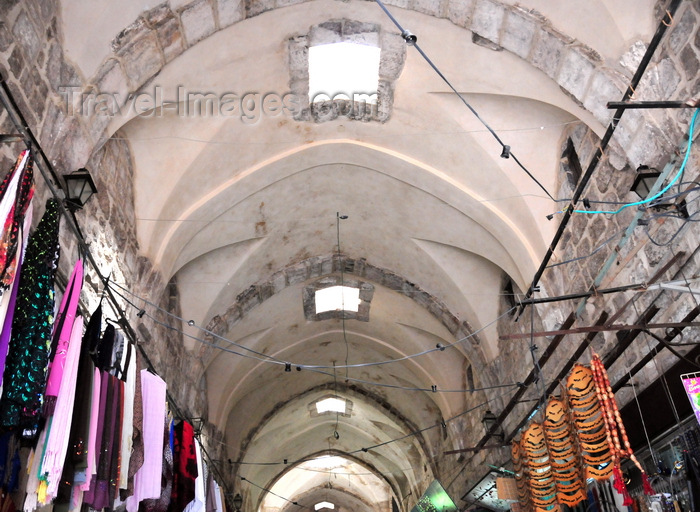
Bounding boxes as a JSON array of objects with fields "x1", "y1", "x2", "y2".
[{"x1": 0, "y1": 0, "x2": 218, "y2": 463}]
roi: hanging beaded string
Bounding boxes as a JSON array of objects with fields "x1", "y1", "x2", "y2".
[{"x1": 590, "y1": 350, "x2": 655, "y2": 502}]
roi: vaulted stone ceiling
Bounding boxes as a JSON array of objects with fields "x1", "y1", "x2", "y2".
[{"x1": 56, "y1": 0, "x2": 659, "y2": 510}]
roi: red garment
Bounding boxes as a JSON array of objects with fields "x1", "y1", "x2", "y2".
[{"x1": 169, "y1": 421, "x2": 197, "y2": 512}]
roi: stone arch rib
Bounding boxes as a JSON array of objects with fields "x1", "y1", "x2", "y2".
[
  {"x1": 83, "y1": 0, "x2": 631, "y2": 148},
  {"x1": 200, "y1": 253, "x2": 487, "y2": 367}
]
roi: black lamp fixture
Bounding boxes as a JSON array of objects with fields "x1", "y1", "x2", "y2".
[
  {"x1": 630, "y1": 165, "x2": 661, "y2": 199},
  {"x1": 64, "y1": 168, "x2": 98, "y2": 210},
  {"x1": 190, "y1": 417, "x2": 205, "y2": 438},
  {"x1": 232, "y1": 493, "x2": 243, "y2": 511},
  {"x1": 481, "y1": 410, "x2": 504, "y2": 443}
]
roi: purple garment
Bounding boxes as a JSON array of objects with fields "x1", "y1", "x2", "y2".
[{"x1": 83, "y1": 370, "x2": 109, "y2": 505}]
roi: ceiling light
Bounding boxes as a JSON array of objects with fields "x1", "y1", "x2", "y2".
[
  {"x1": 315, "y1": 502, "x2": 335, "y2": 511},
  {"x1": 308, "y1": 42, "x2": 380, "y2": 104},
  {"x1": 315, "y1": 397, "x2": 346, "y2": 414},
  {"x1": 315, "y1": 286, "x2": 360, "y2": 314}
]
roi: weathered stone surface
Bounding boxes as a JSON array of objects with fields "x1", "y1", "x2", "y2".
[
  {"x1": 531, "y1": 25, "x2": 569, "y2": 80},
  {"x1": 0, "y1": 22, "x2": 12, "y2": 52},
  {"x1": 413, "y1": 0, "x2": 446, "y2": 18},
  {"x1": 94, "y1": 59, "x2": 131, "y2": 109},
  {"x1": 619, "y1": 40, "x2": 646, "y2": 76},
  {"x1": 155, "y1": 16, "x2": 185, "y2": 63},
  {"x1": 471, "y1": 32, "x2": 501, "y2": 51},
  {"x1": 217, "y1": 0, "x2": 245, "y2": 28},
  {"x1": 557, "y1": 45, "x2": 596, "y2": 101},
  {"x1": 669, "y1": 6, "x2": 696, "y2": 54},
  {"x1": 625, "y1": 121, "x2": 670, "y2": 168},
  {"x1": 680, "y1": 46, "x2": 699, "y2": 82},
  {"x1": 637, "y1": 58, "x2": 681, "y2": 101},
  {"x1": 179, "y1": 0, "x2": 216, "y2": 45},
  {"x1": 7, "y1": 46, "x2": 25, "y2": 78},
  {"x1": 277, "y1": 0, "x2": 306, "y2": 7},
  {"x1": 501, "y1": 7, "x2": 537, "y2": 59},
  {"x1": 471, "y1": 0, "x2": 504, "y2": 44},
  {"x1": 12, "y1": 10, "x2": 40, "y2": 59},
  {"x1": 379, "y1": 33, "x2": 405, "y2": 81},
  {"x1": 246, "y1": 0, "x2": 275, "y2": 17},
  {"x1": 383, "y1": 0, "x2": 410, "y2": 8},
  {"x1": 118, "y1": 31, "x2": 164, "y2": 89},
  {"x1": 287, "y1": 36, "x2": 308, "y2": 80},
  {"x1": 111, "y1": 17, "x2": 148, "y2": 53},
  {"x1": 583, "y1": 69, "x2": 625, "y2": 126},
  {"x1": 447, "y1": 0, "x2": 473, "y2": 28}
]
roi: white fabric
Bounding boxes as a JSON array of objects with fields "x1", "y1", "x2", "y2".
[
  {"x1": 79, "y1": 367, "x2": 102, "y2": 492},
  {"x1": 126, "y1": 370, "x2": 167, "y2": 512},
  {"x1": 214, "y1": 480, "x2": 224, "y2": 512},
  {"x1": 23, "y1": 428, "x2": 47, "y2": 512},
  {"x1": 40, "y1": 317, "x2": 84, "y2": 500},
  {"x1": 119, "y1": 342, "x2": 136, "y2": 489}
]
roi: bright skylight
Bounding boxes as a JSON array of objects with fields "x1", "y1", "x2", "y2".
[
  {"x1": 305, "y1": 455, "x2": 347, "y2": 470},
  {"x1": 315, "y1": 502, "x2": 335, "y2": 511},
  {"x1": 315, "y1": 397, "x2": 346, "y2": 414},
  {"x1": 315, "y1": 286, "x2": 361, "y2": 314},
  {"x1": 308, "y1": 42, "x2": 380, "y2": 104}
]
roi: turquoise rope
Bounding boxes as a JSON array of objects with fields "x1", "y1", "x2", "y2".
[{"x1": 569, "y1": 108, "x2": 699, "y2": 215}]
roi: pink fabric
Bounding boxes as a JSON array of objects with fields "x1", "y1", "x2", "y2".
[
  {"x1": 126, "y1": 370, "x2": 167, "y2": 512},
  {"x1": 40, "y1": 317, "x2": 84, "y2": 500},
  {"x1": 44, "y1": 260, "x2": 84, "y2": 403},
  {"x1": 79, "y1": 367, "x2": 102, "y2": 492}
]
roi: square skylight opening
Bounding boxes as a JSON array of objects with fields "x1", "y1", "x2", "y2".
[
  {"x1": 315, "y1": 502, "x2": 335, "y2": 511},
  {"x1": 315, "y1": 396, "x2": 346, "y2": 414},
  {"x1": 308, "y1": 42, "x2": 380, "y2": 104},
  {"x1": 315, "y1": 286, "x2": 361, "y2": 314}
]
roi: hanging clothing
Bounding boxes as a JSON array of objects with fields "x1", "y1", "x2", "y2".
[
  {"x1": 127, "y1": 370, "x2": 167, "y2": 512},
  {"x1": 0, "y1": 199, "x2": 61, "y2": 434},
  {"x1": 80, "y1": 366, "x2": 102, "y2": 492},
  {"x1": 93, "y1": 324, "x2": 116, "y2": 371},
  {"x1": 44, "y1": 260, "x2": 84, "y2": 415},
  {"x1": 183, "y1": 441, "x2": 205, "y2": 512},
  {"x1": 169, "y1": 420, "x2": 197, "y2": 512},
  {"x1": 55, "y1": 305, "x2": 101, "y2": 507},
  {"x1": 139, "y1": 415, "x2": 173, "y2": 512},
  {"x1": 39, "y1": 317, "x2": 83, "y2": 501},
  {"x1": 0, "y1": 150, "x2": 35, "y2": 291},
  {"x1": 84, "y1": 371, "x2": 123, "y2": 510},
  {"x1": 118, "y1": 341, "x2": 135, "y2": 492},
  {"x1": 126, "y1": 350, "x2": 145, "y2": 497},
  {"x1": 0, "y1": 431, "x2": 20, "y2": 491},
  {"x1": 0, "y1": 201, "x2": 32, "y2": 396}
]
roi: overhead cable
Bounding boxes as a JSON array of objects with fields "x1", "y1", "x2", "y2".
[{"x1": 372, "y1": 0, "x2": 555, "y2": 201}]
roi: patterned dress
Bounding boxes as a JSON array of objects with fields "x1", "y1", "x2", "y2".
[{"x1": 0, "y1": 199, "x2": 61, "y2": 435}]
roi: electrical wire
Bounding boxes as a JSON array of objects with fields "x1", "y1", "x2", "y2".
[
  {"x1": 337, "y1": 212, "x2": 350, "y2": 380},
  {"x1": 372, "y1": 0, "x2": 555, "y2": 202},
  {"x1": 554, "y1": 108, "x2": 700, "y2": 216},
  {"x1": 215, "y1": 389, "x2": 513, "y2": 468},
  {"x1": 107, "y1": 277, "x2": 517, "y2": 371},
  {"x1": 238, "y1": 475, "x2": 302, "y2": 507},
  {"x1": 545, "y1": 224, "x2": 629, "y2": 269},
  {"x1": 644, "y1": 206, "x2": 700, "y2": 247},
  {"x1": 109, "y1": 279, "x2": 523, "y2": 393}
]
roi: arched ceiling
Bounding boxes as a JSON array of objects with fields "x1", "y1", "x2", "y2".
[{"x1": 56, "y1": 0, "x2": 658, "y2": 509}]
